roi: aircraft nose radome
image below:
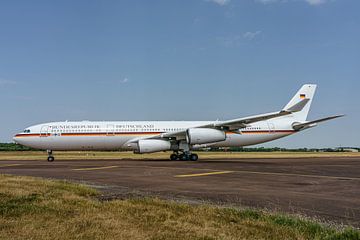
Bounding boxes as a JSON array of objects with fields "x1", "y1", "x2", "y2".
[
  {"x1": 13, "y1": 134, "x2": 24, "y2": 145},
  {"x1": 13, "y1": 135, "x2": 19, "y2": 143}
]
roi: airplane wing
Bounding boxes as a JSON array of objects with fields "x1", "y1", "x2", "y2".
[
  {"x1": 292, "y1": 115, "x2": 345, "y2": 131},
  {"x1": 128, "y1": 98, "x2": 310, "y2": 143},
  {"x1": 200, "y1": 98, "x2": 309, "y2": 130},
  {"x1": 161, "y1": 98, "x2": 309, "y2": 136},
  {"x1": 199, "y1": 111, "x2": 292, "y2": 131}
]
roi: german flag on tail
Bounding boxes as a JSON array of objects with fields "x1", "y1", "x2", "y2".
[{"x1": 300, "y1": 94, "x2": 306, "y2": 99}]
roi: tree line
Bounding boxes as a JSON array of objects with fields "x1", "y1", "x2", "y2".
[
  {"x1": 0, "y1": 143, "x2": 358, "y2": 152},
  {"x1": 0, "y1": 143, "x2": 35, "y2": 151},
  {"x1": 201, "y1": 147, "x2": 359, "y2": 152}
]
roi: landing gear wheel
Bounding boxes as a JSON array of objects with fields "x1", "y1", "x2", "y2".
[
  {"x1": 170, "y1": 153, "x2": 178, "y2": 161},
  {"x1": 46, "y1": 150, "x2": 54, "y2": 162},
  {"x1": 179, "y1": 154, "x2": 188, "y2": 161},
  {"x1": 190, "y1": 154, "x2": 198, "y2": 161}
]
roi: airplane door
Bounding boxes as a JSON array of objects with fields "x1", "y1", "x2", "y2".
[
  {"x1": 106, "y1": 124, "x2": 115, "y2": 136},
  {"x1": 40, "y1": 125, "x2": 49, "y2": 137},
  {"x1": 267, "y1": 122, "x2": 275, "y2": 134}
]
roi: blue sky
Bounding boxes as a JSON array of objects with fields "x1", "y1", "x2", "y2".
[{"x1": 0, "y1": 0, "x2": 359, "y2": 147}]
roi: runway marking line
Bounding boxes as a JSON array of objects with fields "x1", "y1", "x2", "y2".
[
  {"x1": 233, "y1": 170, "x2": 360, "y2": 181},
  {"x1": 72, "y1": 166, "x2": 119, "y2": 171},
  {"x1": 167, "y1": 167, "x2": 360, "y2": 181},
  {"x1": 0, "y1": 164, "x2": 22, "y2": 168},
  {"x1": 175, "y1": 171, "x2": 234, "y2": 178}
]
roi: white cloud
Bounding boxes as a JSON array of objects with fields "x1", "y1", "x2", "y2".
[
  {"x1": 218, "y1": 30, "x2": 262, "y2": 47},
  {"x1": 305, "y1": 0, "x2": 327, "y2": 5},
  {"x1": 255, "y1": 0, "x2": 278, "y2": 4},
  {"x1": 119, "y1": 78, "x2": 129, "y2": 84},
  {"x1": 193, "y1": 17, "x2": 202, "y2": 25},
  {"x1": 243, "y1": 31, "x2": 262, "y2": 40},
  {"x1": 217, "y1": 35, "x2": 242, "y2": 47},
  {"x1": 0, "y1": 79, "x2": 17, "y2": 86},
  {"x1": 11, "y1": 95, "x2": 33, "y2": 101},
  {"x1": 256, "y1": 0, "x2": 329, "y2": 6},
  {"x1": 205, "y1": 0, "x2": 231, "y2": 6}
]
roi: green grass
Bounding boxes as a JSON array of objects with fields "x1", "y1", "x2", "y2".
[{"x1": 0, "y1": 175, "x2": 359, "y2": 240}]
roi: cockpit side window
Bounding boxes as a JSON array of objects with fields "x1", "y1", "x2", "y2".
[{"x1": 23, "y1": 129, "x2": 31, "y2": 133}]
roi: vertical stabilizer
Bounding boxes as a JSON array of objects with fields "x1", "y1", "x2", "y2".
[{"x1": 283, "y1": 84, "x2": 317, "y2": 121}]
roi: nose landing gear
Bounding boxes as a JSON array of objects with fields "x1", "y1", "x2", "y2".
[{"x1": 47, "y1": 150, "x2": 54, "y2": 162}]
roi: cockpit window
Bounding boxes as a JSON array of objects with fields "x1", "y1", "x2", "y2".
[{"x1": 23, "y1": 129, "x2": 31, "y2": 133}]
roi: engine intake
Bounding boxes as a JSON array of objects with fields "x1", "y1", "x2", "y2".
[{"x1": 186, "y1": 128, "x2": 226, "y2": 145}]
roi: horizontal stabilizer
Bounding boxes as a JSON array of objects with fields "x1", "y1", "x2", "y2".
[{"x1": 292, "y1": 115, "x2": 345, "y2": 131}]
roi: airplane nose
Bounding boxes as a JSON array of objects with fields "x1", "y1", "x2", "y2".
[
  {"x1": 13, "y1": 134, "x2": 19, "y2": 143},
  {"x1": 13, "y1": 134, "x2": 25, "y2": 145}
]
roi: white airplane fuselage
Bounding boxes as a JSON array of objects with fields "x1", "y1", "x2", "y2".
[{"x1": 14, "y1": 118, "x2": 294, "y2": 151}]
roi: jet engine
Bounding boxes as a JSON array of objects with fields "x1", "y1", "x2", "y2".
[
  {"x1": 186, "y1": 128, "x2": 226, "y2": 145},
  {"x1": 135, "y1": 139, "x2": 171, "y2": 153}
]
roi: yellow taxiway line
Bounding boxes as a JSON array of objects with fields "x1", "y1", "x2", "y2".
[
  {"x1": 233, "y1": 170, "x2": 360, "y2": 181},
  {"x1": 73, "y1": 166, "x2": 119, "y2": 171},
  {"x1": 173, "y1": 168, "x2": 359, "y2": 181},
  {"x1": 175, "y1": 171, "x2": 234, "y2": 178},
  {"x1": 0, "y1": 164, "x2": 22, "y2": 168}
]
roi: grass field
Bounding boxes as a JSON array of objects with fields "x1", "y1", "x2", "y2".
[
  {"x1": 0, "y1": 151, "x2": 359, "y2": 161},
  {"x1": 0, "y1": 174, "x2": 359, "y2": 240}
]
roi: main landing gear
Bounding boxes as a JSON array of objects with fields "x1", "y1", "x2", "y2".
[
  {"x1": 47, "y1": 150, "x2": 54, "y2": 162},
  {"x1": 170, "y1": 152, "x2": 198, "y2": 161}
]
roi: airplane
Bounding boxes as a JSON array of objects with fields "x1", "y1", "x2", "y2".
[{"x1": 13, "y1": 84, "x2": 343, "y2": 162}]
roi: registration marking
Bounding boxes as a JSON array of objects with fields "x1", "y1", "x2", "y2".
[
  {"x1": 175, "y1": 171, "x2": 234, "y2": 178},
  {"x1": 73, "y1": 166, "x2": 119, "y2": 171},
  {"x1": 0, "y1": 164, "x2": 22, "y2": 168}
]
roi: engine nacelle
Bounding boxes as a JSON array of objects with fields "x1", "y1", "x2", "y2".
[
  {"x1": 135, "y1": 139, "x2": 171, "y2": 153},
  {"x1": 186, "y1": 128, "x2": 226, "y2": 145}
]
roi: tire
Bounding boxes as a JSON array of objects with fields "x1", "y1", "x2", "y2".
[
  {"x1": 170, "y1": 154, "x2": 178, "y2": 161},
  {"x1": 47, "y1": 156, "x2": 55, "y2": 162},
  {"x1": 190, "y1": 154, "x2": 198, "y2": 161}
]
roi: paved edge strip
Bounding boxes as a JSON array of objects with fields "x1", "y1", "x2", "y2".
[
  {"x1": 72, "y1": 166, "x2": 119, "y2": 171},
  {"x1": 175, "y1": 171, "x2": 234, "y2": 178},
  {"x1": 0, "y1": 164, "x2": 22, "y2": 168},
  {"x1": 233, "y1": 170, "x2": 360, "y2": 181}
]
